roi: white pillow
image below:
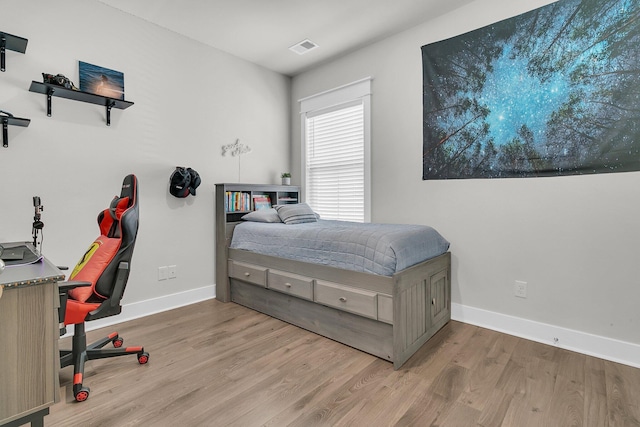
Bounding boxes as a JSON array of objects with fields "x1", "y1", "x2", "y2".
[{"x1": 241, "y1": 208, "x2": 282, "y2": 223}]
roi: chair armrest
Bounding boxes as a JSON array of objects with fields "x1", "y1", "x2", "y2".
[{"x1": 58, "y1": 281, "x2": 91, "y2": 293}]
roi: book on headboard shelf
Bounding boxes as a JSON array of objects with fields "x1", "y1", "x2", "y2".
[
  {"x1": 225, "y1": 191, "x2": 252, "y2": 212},
  {"x1": 252, "y1": 195, "x2": 272, "y2": 210}
]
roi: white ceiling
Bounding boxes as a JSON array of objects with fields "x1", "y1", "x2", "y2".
[{"x1": 98, "y1": 0, "x2": 473, "y2": 76}]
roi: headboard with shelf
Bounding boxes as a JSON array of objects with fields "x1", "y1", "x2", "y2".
[{"x1": 214, "y1": 183, "x2": 300, "y2": 301}]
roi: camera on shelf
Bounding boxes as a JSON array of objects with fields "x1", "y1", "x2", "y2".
[{"x1": 42, "y1": 73, "x2": 78, "y2": 90}]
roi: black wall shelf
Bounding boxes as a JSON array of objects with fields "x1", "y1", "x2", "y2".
[
  {"x1": 1, "y1": 115, "x2": 30, "y2": 148},
  {"x1": 29, "y1": 81, "x2": 134, "y2": 126},
  {"x1": 0, "y1": 31, "x2": 28, "y2": 72}
]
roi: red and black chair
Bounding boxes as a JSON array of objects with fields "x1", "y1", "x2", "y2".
[{"x1": 59, "y1": 174, "x2": 148, "y2": 402}]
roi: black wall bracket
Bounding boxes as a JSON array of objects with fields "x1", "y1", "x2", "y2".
[
  {"x1": 47, "y1": 87, "x2": 54, "y2": 117},
  {"x1": 0, "y1": 32, "x2": 28, "y2": 72},
  {"x1": 106, "y1": 100, "x2": 116, "y2": 126},
  {"x1": 1, "y1": 115, "x2": 31, "y2": 148}
]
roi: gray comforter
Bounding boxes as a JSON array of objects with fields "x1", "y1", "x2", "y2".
[{"x1": 229, "y1": 220, "x2": 450, "y2": 276}]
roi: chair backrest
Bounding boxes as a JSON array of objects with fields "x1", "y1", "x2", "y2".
[
  {"x1": 68, "y1": 174, "x2": 139, "y2": 302},
  {"x1": 94, "y1": 174, "x2": 138, "y2": 298}
]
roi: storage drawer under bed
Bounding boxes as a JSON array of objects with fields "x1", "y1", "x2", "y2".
[
  {"x1": 267, "y1": 269, "x2": 314, "y2": 301},
  {"x1": 228, "y1": 260, "x2": 267, "y2": 287},
  {"x1": 314, "y1": 280, "x2": 378, "y2": 320}
]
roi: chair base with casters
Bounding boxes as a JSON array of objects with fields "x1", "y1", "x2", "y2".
[
  {"x1": 59, "y1": 322, "x2": 149, "y2": 402},
  {"x1": 59, "y1": 261, "x2": 149, "y2": 402}
]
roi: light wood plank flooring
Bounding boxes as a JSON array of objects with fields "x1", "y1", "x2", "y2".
[{"x1": 46, "y1": 299, "x2": 640, "y2": 426}]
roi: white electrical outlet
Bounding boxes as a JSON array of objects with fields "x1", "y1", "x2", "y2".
[
  {"x1": 514, "y1": 280, "x2": 527, "y2": 298},
  {"x1": 168, "y1": 265, "x2": 177, "y2": 279},
  {"x1": 158, "y1": 266, "x2": 168, "y2": 281}
]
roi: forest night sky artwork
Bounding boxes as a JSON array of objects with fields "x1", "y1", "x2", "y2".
[{"x1": 422, "y1": 0, "x2": 640, "y2": 179}]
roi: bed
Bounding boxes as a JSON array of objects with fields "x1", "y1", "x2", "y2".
[{"x1": 217, "y1": 202, "x2": 452, "y2": 369}]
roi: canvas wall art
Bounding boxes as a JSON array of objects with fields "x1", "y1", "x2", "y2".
[
  {"x1": 422, "y1": 0, "x2": 640, "y2": 179},
  {"x1": 79, "y1": 61, "x2": 125, "y2": 100}
]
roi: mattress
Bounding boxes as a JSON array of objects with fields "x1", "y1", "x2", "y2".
[{"x1": 229, "y1": 220, "x2": 450, "y2": 276}]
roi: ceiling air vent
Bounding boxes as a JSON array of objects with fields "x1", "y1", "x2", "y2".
[{"x1": 289, "y1": 39, "x2": 319, "y2": 55}]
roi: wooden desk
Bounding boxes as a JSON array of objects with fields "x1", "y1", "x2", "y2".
[{"x1": 0, "y1": 244, "x2": 64, "y2": 427}]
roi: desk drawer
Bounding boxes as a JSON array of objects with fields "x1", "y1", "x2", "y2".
[
  {"x1": 268, "y1": 269, "x2": 314, "y2": 300},
  {"x1": 314, "y1": 280, "x2": 377, "y2": 319},
  {"x1": 228, "y1": 260, "x2": 267, "y2": 287}
]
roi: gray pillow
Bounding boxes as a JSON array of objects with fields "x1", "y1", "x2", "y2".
[
  {"x1": 275, "y1": 203, "x2": 318, "y2": 224},
  {"x1": 241, "y1": 208, "x2": 282, "y2": 223}
]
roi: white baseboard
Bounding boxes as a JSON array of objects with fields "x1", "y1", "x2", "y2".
[
  {"x1": 452, "y1": 303, "x2": 640, "y2": 369},
  {"x1": 64, "y1": 288, "x2": 639, "y2": 369},
  {"x1": 63, "y1": 284, "x2": 216, "y2": 337}
]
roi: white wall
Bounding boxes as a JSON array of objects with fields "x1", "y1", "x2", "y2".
[
  {"x1": 0, "y1": 1, "x2": 290, "y2": 309},
  {"x1": 3, "y1": 0, "x2": 637, "y2": 366},
  {"x1": 291, "y1": 0, "x2": 640, "y2": 361}
]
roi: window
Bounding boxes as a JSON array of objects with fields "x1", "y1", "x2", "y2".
[{"x1": 300, "y1": 78, "x2": 371, "y2": 222}]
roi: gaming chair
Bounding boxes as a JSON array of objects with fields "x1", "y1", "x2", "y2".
[{"x1": 58, "y1": 174, "x2": 148, "y2": 402}]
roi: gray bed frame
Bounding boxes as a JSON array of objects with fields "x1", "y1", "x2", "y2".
[{"x1": 217, "y1": 222, "x2": 451, "y2": 369}]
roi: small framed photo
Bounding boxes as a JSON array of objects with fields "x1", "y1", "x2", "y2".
[{"x1": 79, "y1": 61, "x2": 125, "y2": 100}]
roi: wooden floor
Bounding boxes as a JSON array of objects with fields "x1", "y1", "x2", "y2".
[{"x1": 46, "y1": 299, "x2": 640, "y2": 427}]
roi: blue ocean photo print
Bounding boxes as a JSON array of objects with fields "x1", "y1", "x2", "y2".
[{"x1": 79, "y1": 61, "x2": 125, "y2": 100}]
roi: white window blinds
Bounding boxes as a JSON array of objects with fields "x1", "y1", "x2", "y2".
[
  {"x1": 305, "y1": 102, "x2": 364, "y2": 222},
  {"x1": 300, "y1": 78, "x2": 371, "y2": 222}
]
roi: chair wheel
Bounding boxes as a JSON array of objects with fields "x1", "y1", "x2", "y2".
[
  {"x1": 75, "y1": 387, "x2": 90, "y2": 402},
  {"x1": 138, "y1": 352, "x2": 149, "y2": 364},
  {"x1": 113, "y1": 337, "x2": 124, "y2": 348}
]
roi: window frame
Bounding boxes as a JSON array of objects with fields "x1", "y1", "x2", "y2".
[{"x1": 299, "y1": 77, "x2": 372, "y2": 222}]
